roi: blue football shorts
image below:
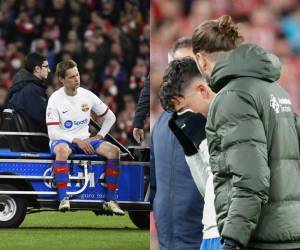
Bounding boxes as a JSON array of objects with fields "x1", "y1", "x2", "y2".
[
  {"x1": 200, "y1": 237, "x2": 221, "y2": 250},
  {"x1": 50, "y1": 139, "x2": 105, "y2": 155}
]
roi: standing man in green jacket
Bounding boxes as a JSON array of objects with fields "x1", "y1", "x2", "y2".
[
  {"x1": 192, "y1": 16, "x2": 300, "y2": 249},
  {"x1": 166, "y1": 15, "x2": 300, "y2": 250}
]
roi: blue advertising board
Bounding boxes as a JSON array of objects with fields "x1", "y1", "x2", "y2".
[{"x1": 0, "y1": 152, "x2": 145, "y2": 202}]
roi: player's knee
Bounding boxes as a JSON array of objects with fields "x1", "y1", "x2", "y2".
[
  {"x1": 54, "y1": 144, "x2": 71, "y2": 159},
  {"x1": 106, "y1": 144, "x2": 120, "y2": 159}
]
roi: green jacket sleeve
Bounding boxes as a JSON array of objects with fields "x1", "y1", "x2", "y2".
[{"x1": 206, "y1": 91, "x2": 270, "y2": 247}]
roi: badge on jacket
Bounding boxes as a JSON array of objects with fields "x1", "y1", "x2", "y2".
[{"x1": 81, "y1": 103, "x2": 90, "y2": 112}]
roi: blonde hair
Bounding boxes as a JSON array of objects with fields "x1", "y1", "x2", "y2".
[{"x1": 56, "y1": 59, "x2": 77, "y2": 78}]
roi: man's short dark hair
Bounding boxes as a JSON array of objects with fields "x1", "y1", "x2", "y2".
[
  {"x1": 24, "y1": 53, "x2": 47, "y2": 73},
  {"x1": 168, "y1": 37, "x2": 192, "y2": 62},
  {"x1": 159, "y1": 57, "x2": 202, "y2": 112}
]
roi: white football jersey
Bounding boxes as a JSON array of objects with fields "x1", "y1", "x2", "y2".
[
  {"x1": 46, "y1": 87, "x2": 108, "y2": 143},
  {"x1": 185, "y1": 139, "x2": 219, "y2": 239}
]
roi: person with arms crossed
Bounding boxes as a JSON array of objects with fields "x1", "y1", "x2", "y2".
[{"x1": 46, "y1": 59, "x2": 124, "y2": 215}]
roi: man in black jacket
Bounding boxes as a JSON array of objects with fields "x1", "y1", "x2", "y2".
[
  {"x1": 6, "y1": 52, "x2": 50, "y2": 151},
  {"x1": 132, "y1": 75, "x2": 149, "y2": 143}
]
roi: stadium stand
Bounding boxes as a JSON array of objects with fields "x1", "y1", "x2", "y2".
[
  {"x1": 0, "y1": 0, "x2": 149, "y2": 147},
  {"x1": 151, "y1": 0, "x2": 300, "y2": 124}
]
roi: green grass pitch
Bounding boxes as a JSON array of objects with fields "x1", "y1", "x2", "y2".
[{"x1": 0, "y1": 211, "x2": 149, "y2": 250}]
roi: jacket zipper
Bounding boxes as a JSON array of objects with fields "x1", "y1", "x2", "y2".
[{"x1": 168, "y1": 134, "x2": 175, "y2": 250}]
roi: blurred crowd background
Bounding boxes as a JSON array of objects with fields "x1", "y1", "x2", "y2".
[
  {"x1": 151, "y1": 0, "x2": 300, "y2": 126},
  {"x1": 0, "y1": 0, "x2": 150, "y2": 146}
]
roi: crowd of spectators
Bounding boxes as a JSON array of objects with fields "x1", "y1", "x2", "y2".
[
  {"x1": 0, "y1": 0, "x2": 149, "y2": 146},
  {"x1": 151, "y1": 0, "x2": 300, "y2": 126}
]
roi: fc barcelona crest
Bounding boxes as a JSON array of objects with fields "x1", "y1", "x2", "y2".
[{"x1": 81, "y1": 103, "x2": 90, "y2": 112}]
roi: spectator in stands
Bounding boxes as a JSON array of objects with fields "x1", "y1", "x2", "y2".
[
  {"x1": 101, "y1": 76, "x2": 118, "y2": 98},
  {"x1": 129, "y1": 57, "x2": 147, "y2": 91},
  {"x1": 0, "y1": 0, "x2": 149, "y2": 147},
  {"x1": 0, "y1": 86, "x2": 7, "y2": 111},
  {"x1": 150, "y1": 0, "x2": 300, "y2": 121},
  {"x1": 100, "y1": 56, "x2": 128, "y2": 90},
  {"x1": 117, "y1": 93, "x2": 136, "y2": 146},
  {"x1": 280, "y1": 5, "x2": 300, "y2": 55}
]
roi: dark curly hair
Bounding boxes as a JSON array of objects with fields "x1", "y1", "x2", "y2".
[{"x1": 159, "y1": 57, "x2": 202, "y2": 112}]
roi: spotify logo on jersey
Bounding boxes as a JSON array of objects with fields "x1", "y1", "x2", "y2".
[{"x1": 64, "y1": 120, "x2": 73, "y2": 128}]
